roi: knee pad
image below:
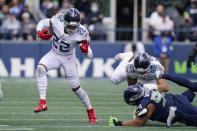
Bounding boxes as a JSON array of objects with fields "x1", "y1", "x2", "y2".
[
  {"x1": 69, "y1": 78, "x2": 80, "y2": 89},
  {"x1": 110, "y1": 75, "x2": 120, "y2": 85},
  {"x1": 36, "y1": 64, "x2": 47, "y2": 77}
]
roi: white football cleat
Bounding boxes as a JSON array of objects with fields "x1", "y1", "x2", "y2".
[
  {"x1": 115, "y1": 52, "x2": 133, "y2": 61},
  {"x1": 166, "y1": 106, "x2": 176, "y2": 127},
  {"x1": 0, "y1": 82, "x2": 3, "y2": 101}
]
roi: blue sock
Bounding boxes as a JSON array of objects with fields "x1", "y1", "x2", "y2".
[{"x1": 162, "y1": 74, "x2": 197, "y2": 92}]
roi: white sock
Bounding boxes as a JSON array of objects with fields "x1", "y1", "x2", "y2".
[
  {"x1": 36, "y1": 65, "x2": 48, "y2": 100},
  {"x1": 74, "y1": 87, "x2": 92, "y2": 110}
]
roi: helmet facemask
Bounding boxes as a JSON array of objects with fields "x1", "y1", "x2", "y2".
[
  {"x1": 63, "y1": 8, "x2": 80, "y2": 34},
  {"x1": 64, "y1": 21, "x2": 80, "y2": 34}
]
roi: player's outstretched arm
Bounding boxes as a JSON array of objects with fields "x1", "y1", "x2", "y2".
[
  {"x1": 109, "y1": 104, "x2": 155, "y2": 127},
  {"x1": 162, "y1": 74, "x2": 197, "y2": 92}
]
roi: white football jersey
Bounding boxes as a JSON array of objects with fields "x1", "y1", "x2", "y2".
[
  {"x1": 50, "y1": 13, "x2": 89, "y2": 56},
  {"x1": 127, "y1": 57, "x2": 164, "y2": 84}
]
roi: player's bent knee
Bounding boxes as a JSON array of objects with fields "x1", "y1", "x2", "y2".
[
  {"x1": 36, "y1": 64, "x2": 47, "y2": 77},
  {"x1": 110, "y1": 76, "x2": 120, "y2": 85},
  {"x1": 69, "y1": 78, "x2": 80, "y2": 90},
  {"x1": 72, "y1": 86, "x2": 80, "y2": 92}
]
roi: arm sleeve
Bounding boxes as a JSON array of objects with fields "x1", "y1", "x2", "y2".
[
  {"x1": 36, "y1": 19, "x2": 51, "y2": 32},
  {"x1": 83, "y1": 33, "x2": 93, "y2": 59},
  {"x1": 85, "y1": 46, "x2": 93, "y2": 59}
]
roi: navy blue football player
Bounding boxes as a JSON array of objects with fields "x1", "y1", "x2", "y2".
[{"x1": 108, "y1": 84, "x2": 197, "y2": 127}]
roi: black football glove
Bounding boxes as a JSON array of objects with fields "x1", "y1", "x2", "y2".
[{"x1": 108, "y1": 117, "x2": 122, "y2": 126}]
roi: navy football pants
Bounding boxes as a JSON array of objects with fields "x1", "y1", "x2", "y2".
[{"x1": 173, "y1": 90, "x2": 197, "y2": 126}]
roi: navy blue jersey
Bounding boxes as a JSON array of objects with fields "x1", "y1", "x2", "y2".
[{"x1": 135, "y1": 90, "x2": 176, "y2": 123}]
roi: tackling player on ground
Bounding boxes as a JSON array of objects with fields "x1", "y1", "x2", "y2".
[
  {"x1": 34, "y1": 8, "x2": 97, "y2": 123},
  {"x1": 109, "y1": 83, "x2": 197, "y2": 127}
]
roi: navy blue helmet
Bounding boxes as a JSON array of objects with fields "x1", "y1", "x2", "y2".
[
  {"x1": 123, "y1": 83, "x2": 144, "y2": 105},
  {"x1": 63, "y1": 8, "x2": 80, "y2": 34},
  {"x1": 134, "y1": 53, "x2": 151, "y2": 73}
]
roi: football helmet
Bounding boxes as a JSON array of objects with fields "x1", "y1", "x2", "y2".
[
  {"x1": 63, "y1": 8, "x2": 80, "y2": 34},
  {"x1": 134, "y1": 52, "x2": 151, "y2": 73},
  {"x1": 123, "y1": 83, "x2": 145, "y2": 105}
]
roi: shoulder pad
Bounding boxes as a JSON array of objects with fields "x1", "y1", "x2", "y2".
[
  {"x1": 149, "y1": 65, "x2": 157, "y2": 73},
  {"x1": 52, "y1": 13, "x2": 64, "y2": 23},
  {"x1": 76, "y1": 25, "x2": 89, "y2": 38},
  {"x1": 150, "y1": 59, "x2": 164, "y2": 72},
  {"x1": 126, "y1": 64, "x2": 137, "y2": 79}
]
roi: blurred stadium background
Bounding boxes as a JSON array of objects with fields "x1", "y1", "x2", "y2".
[{"x1": 0, "y1": 0, "x2": 197, "y2": 130}]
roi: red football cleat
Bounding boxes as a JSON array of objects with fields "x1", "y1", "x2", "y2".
[
  {"x1": 34, "y1": 99, "x2": 48, "y2": 113},
  {"x1": 87, "y1": 108, "x2": 97, "y2": 123}
]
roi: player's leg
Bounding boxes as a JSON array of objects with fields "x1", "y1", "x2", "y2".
[
  {"x1": 167, "y1": 94, "x2": 197, "y2": 127},
  {"x1": 110, "y1": 57, "x2": 131, "y2": 84},
  {"x1": 182, "y1": 90, "x2": 195, "y2": 103},
  {"x1": 34, "y1": 50, "x2": 60, "y2": 113},
  {"x1": 167, "y1": 106, "x2": 197, "y2": 127},
  {"x1": 62, "y1": 57, "x2": 97, "y2": 123},
  {"x1": 161, "y1": 74, "x2": 197, "y2": 92}
]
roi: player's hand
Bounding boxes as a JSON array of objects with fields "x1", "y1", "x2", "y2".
[
  {"x1": 154, "y1": 71, "x2": 163, "y2": 79},
  {"x1": 108, "y1": 117, "x2": 122, "y2": 126},
  {"x1": 80, "y1": 40, "x2": 89, "y2": 54},
  {"x1": 187, "y1": 56, "x2": 195, "y2": 68},
  {"x1": 37, "y1": 29, "x2": 52, "y2": 40}
]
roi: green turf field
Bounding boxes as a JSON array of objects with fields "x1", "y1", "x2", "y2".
[{"x1": 0, "y1": 78, "x2": 196, "y2": 131}]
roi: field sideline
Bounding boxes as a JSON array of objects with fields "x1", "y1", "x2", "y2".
[{"x1": 0, "y1": 78, "x2": 196, "y2": 131}]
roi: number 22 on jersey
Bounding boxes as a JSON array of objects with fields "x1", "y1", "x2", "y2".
[{"x1": 52, "y1": 33, "x2": 70, "y2": 52}]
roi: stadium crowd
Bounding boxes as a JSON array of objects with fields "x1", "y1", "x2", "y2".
[
  {"x1": 149, "y1": 0, "x2": 197, "y2": 43},
  {"x1": 0, "y1": 0, "x2": 104, "y2": 40},
  {"x1": 0, "y1": 0, "x2": 197, "y2": 42}
]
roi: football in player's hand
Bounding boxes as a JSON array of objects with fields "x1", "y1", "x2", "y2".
[{"x1": 37, "y1": 29, "x2": 52, "y2": 40}]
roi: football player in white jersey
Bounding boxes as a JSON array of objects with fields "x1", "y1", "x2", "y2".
[
  {"x1": 34, "y1": 8, "x2": 97, "y2": 123},
  {"x1": 111, "y1": 52, "x2": 169, "y2": 92}
]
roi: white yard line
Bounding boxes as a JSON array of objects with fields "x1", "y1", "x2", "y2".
[
  {"x1": 0, "y1": 112, "x2": 131, "y2": 115},
  {"x1": 0, "y1": 128, "x2": 34, "y2": 130},
  {"x1": 0, "y1": 125, "x2": 8, "y2": 127},
  {"x1": 3, "y1": 125, "x2": 196, "y2": 129},
  {"x1": 0, "y1": 119, "x2": 106, "y2": 121},
  {"x1": 0, "y1": 106, "x2": 130, "y2": 109},
  {"x1": 1, "y1": 101, "x2": 123, "y2": 103}
]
